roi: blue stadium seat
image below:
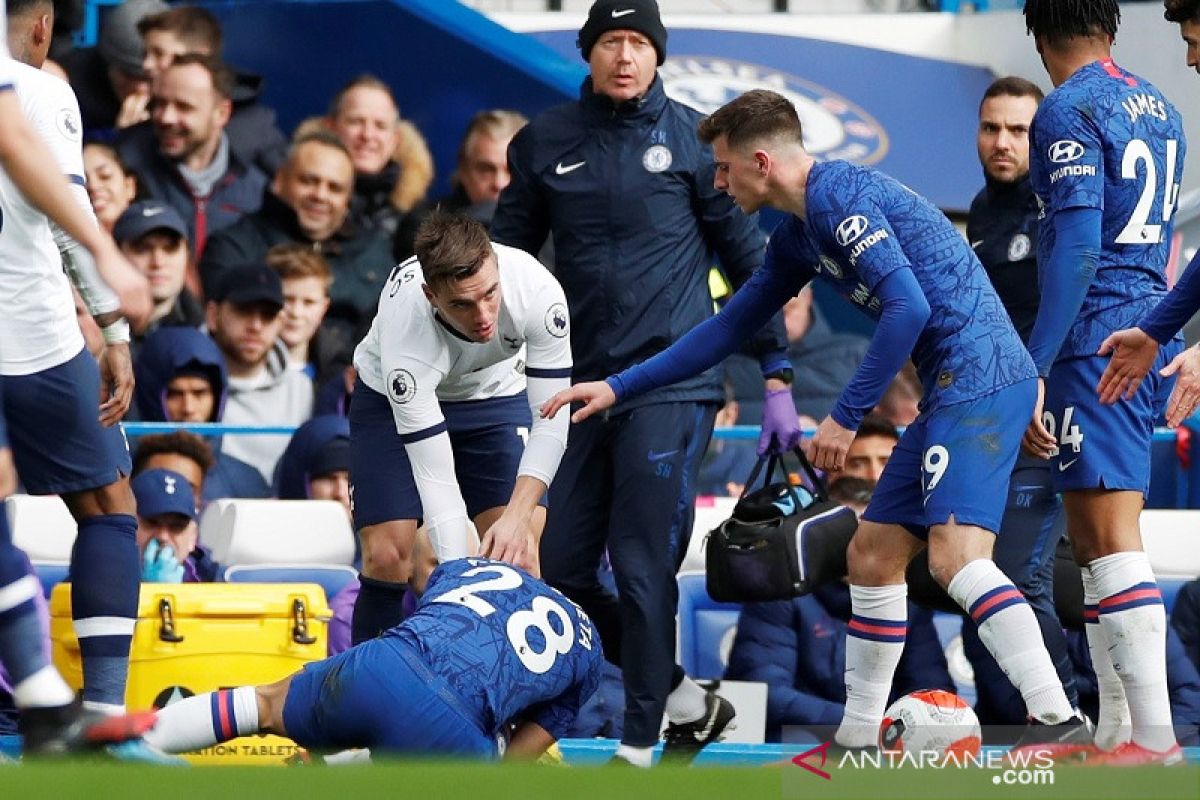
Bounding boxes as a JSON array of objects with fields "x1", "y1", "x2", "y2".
[
  {"x1": 221, "y1": 564, "x2": 358, "y2": 601},
  {"x1": 1160, "y1": 578, "x2": 1187, "y2": 615},
  {"x1": 31, "y1": 560, "x2": 70, "y2": 598},
  {"x1": 676, "y1": 572, "x2": 742, "y2": 680}
]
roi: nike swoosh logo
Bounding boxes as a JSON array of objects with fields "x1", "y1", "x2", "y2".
[
  {"x1": 142, "y1": 208, "x2": 164, "y2": 217},
  {"x1": 970, "y1": 240, "x2": 984, "y2": 249},
  {"x1": 647, "y1": 449, "x2": 678, "y2": 461},
  {"x1": 690, "y1": 701, "x2": 723, "y2": 742},
  {"x1": 555, "y1": 161, "x2": 586, "y2": 175},
  {"x1": 1058, "y1": 458, "x2": 1078, "y2": 472},
  {"x1": 612, "y1": 8, "x2": 636, "y2": 17}
]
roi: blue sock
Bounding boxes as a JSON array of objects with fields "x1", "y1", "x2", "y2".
[
  {"x1": 0, "y1": 513, "x2": 47, "y2": 686},
  {"x1": 350, "y1": 576, "x2": 408, "y2": 646},
  {"x1": 70, "y1": 514, "x2": 139, "y2": 708}
]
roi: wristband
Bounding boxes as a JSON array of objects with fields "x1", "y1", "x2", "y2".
[
  {"x1": 101, "y1": 318, "x2": 131, "y2": 345},
  {"x1": 763, "y1": 367, "x2": 794, "y2": 385}
]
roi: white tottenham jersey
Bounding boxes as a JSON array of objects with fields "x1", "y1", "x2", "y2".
[
  {"x1": 0, "y1": 61, "x2": 87, "y2": 374},
  {"x1": 356, "y1": 243, "x2": 572, "y2": 437},
  {"x1": 354, "y1": 243, "x2": 572, "y2": 562}
]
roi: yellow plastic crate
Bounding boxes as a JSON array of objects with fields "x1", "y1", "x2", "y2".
[{"x1": 50, "y1": 582, "x2": 330, "y2": 765}]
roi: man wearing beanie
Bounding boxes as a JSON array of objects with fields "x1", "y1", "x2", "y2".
[{"x1": 493, "y1": 0, "x2": 797, "y2": 767}]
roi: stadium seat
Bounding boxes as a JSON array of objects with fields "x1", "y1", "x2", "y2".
[
  {"x1": 199, "y1": 499, "x2": 355, "y2": 567},
  {"x1": 931, "y1": 611, "x2": 976, "y2": 705},
  {"x1": 5, "y1": 494, "x2": 77, "y2": 561},
  {"x1": 31, "y1": 560, "x2": 70, "y2": 598},
  {"x1": 1141, "y1": 510, "x2": 1200, "y2": 580},
  {"x1": 222, "y1": 564, "x2": 358, "y2": 600},
  {"x1": 676, "y1": 571, "x2": 741, "y2": 680}
]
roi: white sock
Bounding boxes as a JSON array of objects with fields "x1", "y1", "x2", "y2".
[
  {"x1": 12, "y1": 665, "x2": 75, "y2": 709},
  {"x1": 836, "y1": 583, "x2": 908, "y2": 748},
  {"x1": 614, "y1": 743, "x2": 653, "y2": 767},
  {"x1": 948, "y1": 559, "x2": 1073, "y2": 724},
  {"x1": 1081, "y1": 566, "x2": 1132, "y2": 749},
  {"x1": 1090, "y1": 552, "x2": 1176, "y2": 752},
  {"x1": 143, "y1": 686, "x2": 260, "y2": 753},
  {"x1": 666, "y1": 676, "x2": 708, "y2": 724},
  {"x1": 81, "y1": 700, "x2": 125, "y2": 715}
]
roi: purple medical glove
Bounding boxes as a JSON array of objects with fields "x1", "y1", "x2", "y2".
[{"x1": 758, "y1": 387, "x2": 803, "y2": 456}]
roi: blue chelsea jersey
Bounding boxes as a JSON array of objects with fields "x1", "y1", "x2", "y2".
[
  {"x1": 765, "y1": 160, "x2": 1034, "y2": 413},
  {"x1": 393, "y1": 558, "x2": 602, "y2": 740},
  {"x1": 1030, "y1": 58, "x2": 1186, "y2": 360}
]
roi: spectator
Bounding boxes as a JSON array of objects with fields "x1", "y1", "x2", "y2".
[
  {"x1": 133, "y1": 326, "x2": 270, "y2": 501},
  {"x1": 130, "y1": 467, "x2": 217, "y2": 583},
  {"x1": 322, "y1": 76, "x2": 428, "y2": 244},
  {"x1": 397, "y1": 109, "x2": 528, "y2": 258},
  {"x1": 61, "y1": 0, "x2": 165, "y2": 138},
  {"x1": 725, "y1": 583, "x2": 954, "y2": 743},
  {"x1": 274, "y1": 414, "x2": 350, "y2": 516},
  {"x1": 83, "y1": 141, "x2": 138, "y2": 233},
  {"x1": 725, "y1": 287, "x2": 869, "y2": 427},
  {"x1": 830, "y1": 413, "x2": 897, "y2": 487},
  {"x1": 131, "y1": 430, "x2": 214, "y2": 508},
  {"x1": 121, "y1": 53, "x2": 266, "y2": 263},
  {"x1": 265, "y1": 244, "x2": 351, "y2": 390},
  {"x1": 112, "y1": 200, "x2": 203, "y2": 346},
  {"x1": 117, "y1": 4, "x2": 288, "y2": 176},
  {"x1": 874, "y1": 362, "x2": 921, "y2": 427},
  {"x1": 491, "y1": 0, "x2": 795, "y2": 767},
  {"x1": 199, "y1": 131, "x2": 393, "y2": 342},
  {"x1": 206, "y1": 264, "x2": 313, "y2": 483}
]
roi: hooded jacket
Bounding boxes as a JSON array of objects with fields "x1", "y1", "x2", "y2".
[
  {"x1": 133, "y1": 327, "x2": 270, "y2": 501},
  {"x1": 274, "y1": 414, "x2": 349, "y2": 500},
  {"x1": 492, "y1": 75, "x2": 788, "y2": 410}
]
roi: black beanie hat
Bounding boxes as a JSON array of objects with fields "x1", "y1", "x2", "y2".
[{"x1": 577, "y1": 0, "x2": 667, "y2": 67}]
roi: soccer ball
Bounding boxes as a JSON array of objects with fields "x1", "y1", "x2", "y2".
[{"x1": 878, "y1": 689, "x2": 981, "y2": 757}]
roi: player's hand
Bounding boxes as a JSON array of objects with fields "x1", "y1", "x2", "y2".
[
  {"x1": 1161, "y1": 344, "x2": 1200, "y2": 427},
  {"x1": 93, "y1": 240, "x2": 152, "y2": 330},
  {"x1": 115, "y1": 87, "x2": 151, "y2": 129},
  {"x1": 98, "y1": 341, "x2": 134, "y2": 426},
  {"x1": 540, "y1": 381, "x2": 616, "y2": 424},
  {"x1": 479, "y1": 514, "x2": 537, "y2": 574},
  {"x1": 1022, "y1": 378, "x2": 1056, "y2": 459},
  {"x1": 1096, "y1": 327, "x2": 1158, "y2": 405},
  {"x1": 142, "y1": 540, "x2": 185, "y2": 583},
  {"x1": 806, "y1": 415, "x2": 854, "y2": 472}
]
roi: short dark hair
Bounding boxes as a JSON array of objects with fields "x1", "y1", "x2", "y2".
[
  {"x1": 132, "y1": 431, "x2": 215, "y2": 477},
  {"x1": 828, "y1": 476, "x2": 875, "y2": 508},
  {"x1": 267, "y1": 243, "x2": 332, "y2": 291},
  {"x1": 138, "y1": 6, "x2": 222, "y2": 53},
  {"x1": 6, "y1": 0, "x2": 53, "y2": 20},
  {"x1": 980, "y1": 75, "x2": 1044, "y2": 113},
  {"x1": 166, "y1": 52, "x2": 235, "y2": 100},
  {"x1": 1165, "y1": 0, "x2": 1200, "y2": 23},
  {"x1": 855, "y1": 413, "x2": 900, "y2": 443},
  {"x1": 697, "y1": 89, "x2": 804, "y2": 150},
  {"x1": 1022, "y1": 0, "x2": 1120, "y2": 45},
  {"x1": 286, "y1": 130, "x2": 352, "y2": 169},
  {"x1": 414, "y1": 211, "x2": 494, "y2": 293}
]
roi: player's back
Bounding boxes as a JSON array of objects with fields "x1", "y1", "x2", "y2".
[
  {"x1": 0, "y1": 61, "x2": 85, "y2": 375},
  {"x1": 797, "y1": 160, "x2": 1034, "y2": 412},
  {"x1": 392, "y1": 558, "x2": 602, "y2": 739},
  {"x1": 1030, "y1": 58, "x2": 1186, "y2": 359}
]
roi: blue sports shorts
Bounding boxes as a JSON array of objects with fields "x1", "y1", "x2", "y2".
[
  {"x1": 1044, "y1": 344, "x2": 1179, "y2": 495},
  {"x1": 863, "y1": 378, "x2": 1036, "y2": 537},
  {"x1": 282, "y1": 634, "x2": 496, "y2": 756},
  {"x1": 348, "y1": 379, "x2": 538, "y2": 530},
  {"x1": 1, "y1": 348, "x2": 130, "y2": 495}
]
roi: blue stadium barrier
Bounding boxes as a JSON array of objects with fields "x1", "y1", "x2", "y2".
[
  {"x1": 222, "y1": 564, "x2": 358, "y2": 600},
  {"x1": 124, "y1": 422, "x2": 1197, "y2": 508}
]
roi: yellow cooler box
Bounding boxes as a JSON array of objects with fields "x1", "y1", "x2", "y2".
[{"x1": 50, "y1": 582, "x2": 330, "y2": 765}]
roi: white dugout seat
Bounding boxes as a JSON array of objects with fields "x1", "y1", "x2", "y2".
[
  {"x1": 198, "y1": 498, "x2": 356, "y2": 567},
  {"x1": 5, "y1": 494, "x2": 76, "y2": 561}
]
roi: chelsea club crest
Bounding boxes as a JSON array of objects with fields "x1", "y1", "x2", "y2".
[
  {"x1": 643, "y1": 144, "x2": 673, "y2": 173},
  {"x1": 1008, "y1": 233, "x2": 1031, "y2": 261},
  {"x1": 660, "y1": 56, "x2": 888, "y2": 165}
]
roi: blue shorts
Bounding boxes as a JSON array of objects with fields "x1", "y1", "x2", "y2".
[
  {"x1": 1, "y1": 348, "x2": 131, "y2": 495},
  {"x1": 282, "y1": 635, "x2": 496, "y2": 757},
  {"x1": 863, "y1": 378, "x2": 1036, "y2": 537},
  {"x1": 1044, "y1": 345, "x2": 1179, "y2": 495},
  {"x1": 348, "y1": 380, "x2": 537, "y2": 529}
]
